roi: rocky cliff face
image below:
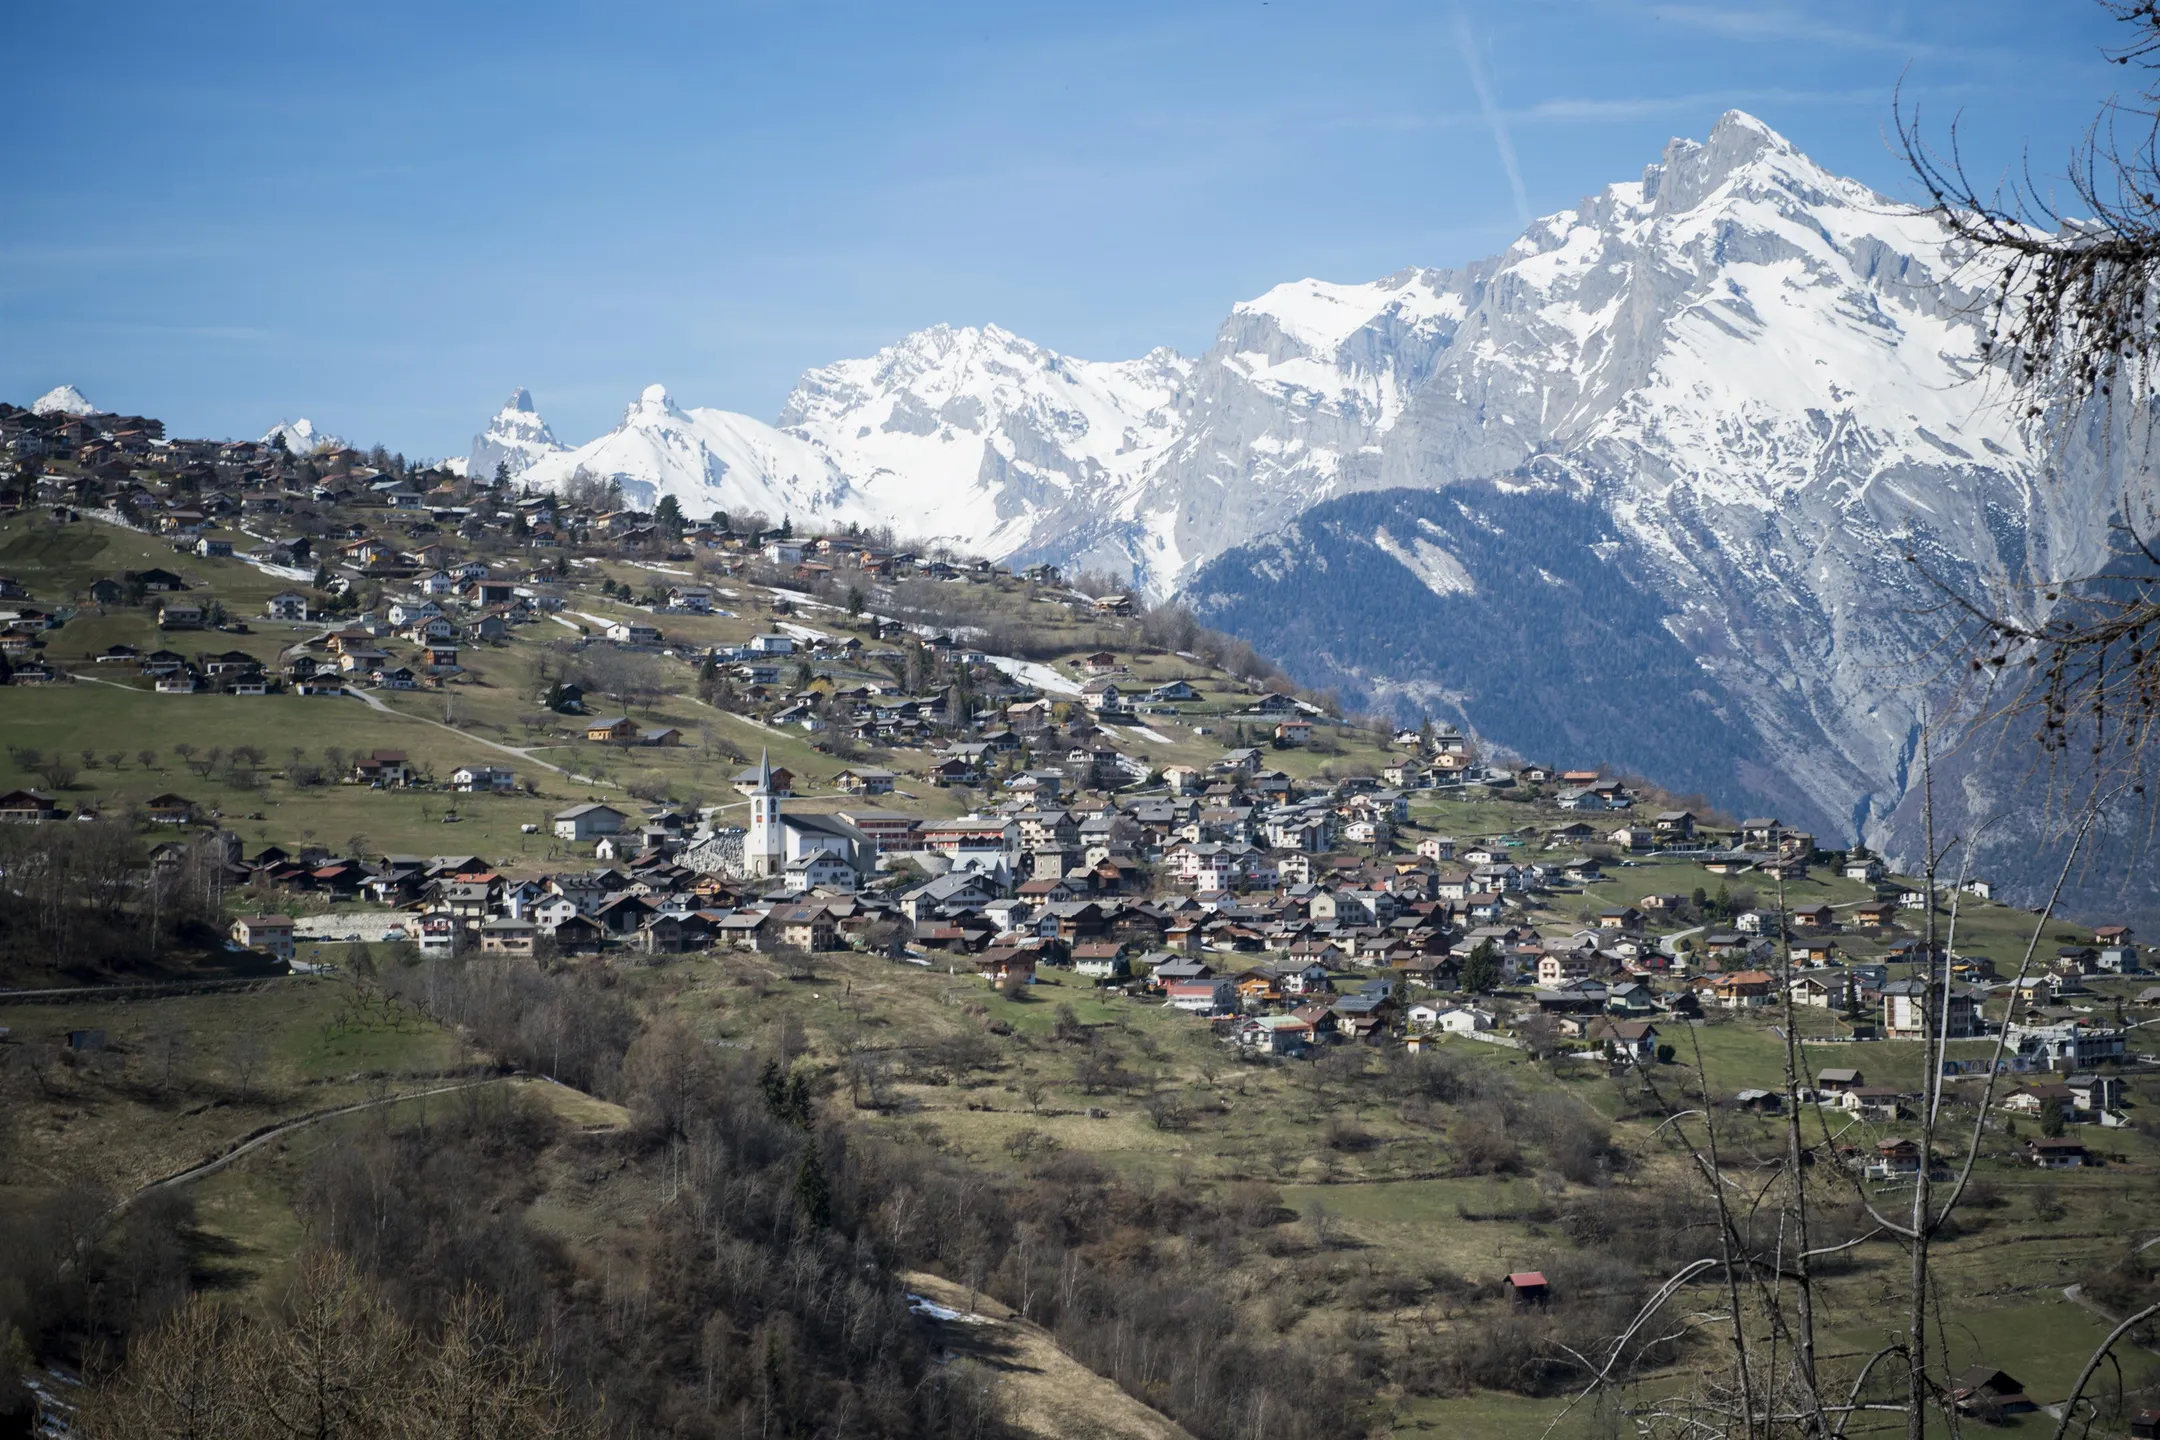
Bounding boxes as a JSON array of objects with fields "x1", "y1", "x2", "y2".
[{"x1": 466, "y1": 388, "x2": 567, "y2": 484}]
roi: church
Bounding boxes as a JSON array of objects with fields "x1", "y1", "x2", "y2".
[{"x1": 685, "y1": 751, "x2": 870, "y2": 888}]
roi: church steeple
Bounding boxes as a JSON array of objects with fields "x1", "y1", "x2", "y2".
[{"x1": 748, "y1": 749, "x2": 783, "y2": 877}]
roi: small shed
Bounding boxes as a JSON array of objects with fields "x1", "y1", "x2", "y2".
[
  {"x1": 1504, "y1": 1271, "x2": 1549, "y2": 1305},
  {"x1": 67, "y1": 1029, "x2": 107, "y2": 1052}
]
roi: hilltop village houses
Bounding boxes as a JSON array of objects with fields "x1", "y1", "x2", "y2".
[{"x1": 0, "y1": 394, "x2": 2140, "y2": 1104}]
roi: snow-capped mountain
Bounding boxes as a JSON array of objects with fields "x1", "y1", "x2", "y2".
[
  {"x1": 31, "y1": 384, "x2": 96, "y2": 416},
  {"x1": 261, "y1": 418, "x2": 343, "y2": 455},
  {"x1": 481, "y1": 111, "x2": 2146, "y2": 913},
  {"x1": 1177, "y1": 112, "x2": 2142, "y2": 915},
  {"x1": 519, "y1": 384, "x2": 868, "y2": 524},
  {"x1": 779, "y1": 324, "x2": 1190, "y2": 570},
  {"x1": 465, "y1": 387, "x2": 566, "y2": 483}
]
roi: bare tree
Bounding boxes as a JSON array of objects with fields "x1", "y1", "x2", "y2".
[
  {"x1": 1900, "y1": 4, "x2": 2160, "y2": 789},
  {"x1": 228, "y1": 1030, "x2": 270, "y2": 1103}
]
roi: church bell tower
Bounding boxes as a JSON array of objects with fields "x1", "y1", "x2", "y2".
[{"x1": 747, "y1": 749, "x2": 784, "y2": 878}]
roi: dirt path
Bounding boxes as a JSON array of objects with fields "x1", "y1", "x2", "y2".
[
  {"x1": 902, "y1": 1271, "x2": 1194, "y2": 1440},
  {"x1": 115, "y1": 1075, "x2": 510, "y2": 1215},
  {"x1": 339, "y1": 686, "x2": 597, "y2": 781}
]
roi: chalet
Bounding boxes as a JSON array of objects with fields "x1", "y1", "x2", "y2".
[
  {"x1": 1079, "y1": 678, "x2": 1125, "y2": 712},
  {"x1": 145, "y1": 793, "x2": 197, "y2": 825},
  {"x1": 554, "y1": 802, "x2": 629, "y2": 842},
  {"x1": 1841, "y1": 1087, "x2": 1904, "y2": 1121},
  {"x1": 0, "y1": 789, "x2": 65, "y2": 822},
  {"x1": 1790, "y1": 903, "x2": 1837, "y2": 930},
  {"x1": 1951, "y1": 1368, "x2": 2036, "y2": 1418},
  {"x1": 1166, "y1": 977, "x2": 1235, "y2": 1014},
  {"x1": 2026, "y1": 1136, "x2": 2089, "y2": 1169},
  {"x1": 1652, "y1": 810, "x2": 1697, "y2": 841},
  {"x1": 1881, "y1": 979, "x2": 1980, "y2": 1040},
  {"x1": 585, "y1": 716, "x2": 640, "y2": 743},
  {"x1": 451, "y1": 764, "x2": 517, "y2": 793},
  {"x1": 1584, "y1": 1018, "x2": 1660, "y2": 1061},
  {"x1": 229, "y1": 914, "x2": 295, "y2": 961},
  {"x1": 1710, "y1": 970, "x2": 1776, "y2": 1009},
  {"x1": 265, "y1": 590, "x2": 310, "y2": 621},
  {"x1": 477, "y1": 917, "x2": 538, "y2": 958},
  {"x1": 1419, "y1": 1004, "x2": 1495, "y2": 1034},
  {"x1": 833, "y1": 766, "x2": 896, "y2": 795},
  {"x1": 354, "y1": 750, "x2": 412, "y2": 786},
  {"x1": 762, "y1": 904, "x2": 838, "y2": 953},
  {"x1": 1071, "y1": 942, "x2": 1133, "y2": 980},
  {"x1": 1870, "y1": 1137, "x2": 1922, "y2": 1174},
  {"x1": 974, "y1": 949, "x2": 1036, "y2": 986},
  {"x1": 1235, "y1": 1014, "x2": 1313, "y2": 1056},
  {"x1": 733, "y1": 762, "x2": 795, "y2": 796},
  {"x1": 1788, "y1": 973, "x2": 1847, "y2": 1009},
  {"x1": 1852, "y1": 899, "x2": 1898, "y2": 928},
  {"x1": 2001, "y1": 1083, "x2": 2078, "y2": 1119},
  {"x1": 1739, "y1": 817, "x2": 1784, "y2": 849}
]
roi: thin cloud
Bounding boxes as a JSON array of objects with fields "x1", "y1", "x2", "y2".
[
  {"x1": 1513, "y1": 86, "x2": 1888, "y2": 122},
  {"x1": 1453, "y1": 8, "x2": 1530, "y2": 226},
  {"x1": 1644, "y1": 4, "x2": 1935, "y2": 56},
  {"x1": 1337, "y1": 84, "x2": 1942, "y2": 134}
]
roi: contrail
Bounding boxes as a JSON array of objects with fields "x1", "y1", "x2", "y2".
[{"x1": 1453, "y1": 8, "x2": 1530, "y2": 227}]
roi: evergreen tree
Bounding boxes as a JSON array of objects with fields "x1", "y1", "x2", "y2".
[
  {"x1": 759, "y1": 1059, "x2": 788, "y2": 1118},
  {"x1": 1461, "y1": 939, "x2": 1501, "y2": 994},
  {"x1": 493, "y1": 459, "x2": 510, "y2": 486},
  {"x1": 2040, "y1": 1098, "x2": 2066, "y2": 1138},
  {"x1": 793, "y1": 1144, "x2": 832, "y2": 1229},
  {"x1": 653, "y1": 494, "x2": 685, "y2": 536}
]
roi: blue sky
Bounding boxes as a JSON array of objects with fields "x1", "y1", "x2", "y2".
[{"x1": 2, "y1": 1, "x2": 2127, "y2": 458}]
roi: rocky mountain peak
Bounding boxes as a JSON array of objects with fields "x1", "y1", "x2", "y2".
[
  {"x1": 633, "y1": 383, "x2": 681, "y2": 416},
  {"x1": 31, "y1": 384, "x2": 95, "y2": 417}
]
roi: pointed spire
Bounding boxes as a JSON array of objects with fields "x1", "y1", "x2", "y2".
[{"x1": 757, "y1": 747, "x2": 773, "y2": 793}]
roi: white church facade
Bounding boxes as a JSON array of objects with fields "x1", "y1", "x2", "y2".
[{"x1": 685, "y1": 751, "x2": 869, "y2": 888}]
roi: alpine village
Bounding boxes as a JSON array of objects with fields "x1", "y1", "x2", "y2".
[{"x1": 3, "y1": 393, "x2": 2159, "y2": 1439}]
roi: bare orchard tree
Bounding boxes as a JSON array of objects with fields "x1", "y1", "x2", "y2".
[
  {"x1": 227, "y1": 1030, "x2": 270, "y2": 1104},
  {"x1": 574, "y1": 647, "x2": 674, "y2": 711}
]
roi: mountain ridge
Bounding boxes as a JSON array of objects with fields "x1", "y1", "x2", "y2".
[{"x1": 461, "y1": 111, "x2": 2145, "y2": 915}]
